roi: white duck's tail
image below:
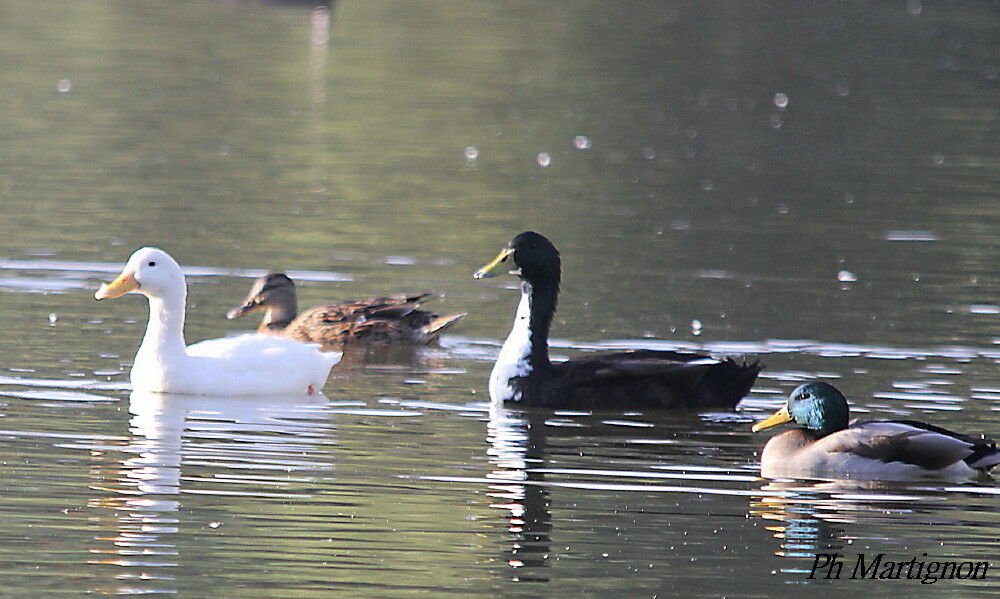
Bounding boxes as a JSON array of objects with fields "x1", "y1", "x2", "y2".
[{"x1": 322, "y1": 351, "x2": 343, "y2": 370}]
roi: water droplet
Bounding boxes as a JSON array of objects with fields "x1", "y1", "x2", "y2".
[
  {"x1": 56, "y1": 79, "x2": 71, "y2": 93},
  {"x1": 700, "y1": 179, "x2": 714, "y2": 191},
  {"x1": 843, "y1": 192, "x2": 855, "y2": 204},
  {"x1": 773, "y1": 92, "x2": 789, "y2": 109},
  {"x1": 837, "y1": 270, "x2": 857, "y2": 282},
  {"x1": 835, "y1": 81, "x2": 850, "y2": 97},
  {"x1": 768, "y1": 114, "x2": 782, "y2": 129},
  {"x1": 906, "y1": 0, "x2": 922, "y2": 15},
  {"x1": 777, "y1": 203, "x2": 789, "y2": 215},
  {"x1": 932, "y1": 152, "x2": 944, "y2": 165},
  {"x1": 48, "y1": 313, "x2": 58, "y2": 325},
  {"x1": 464, "y1": 146, "x2": 478, "y2": 161},
  {"x1": 208, "y1": 521, "x2": 222, "y2": 529},
  {"x1": 537, "y1": 152, "x2": 551, "y2": 167},
  {"x1": 691, "y1": 319, "x2": 702, "y2": 336},
  {"x1": 642, "y1": 147, "x2": 656, "y2": 160},
  {"x1": 573, "y1": 135, "x2": 591, "y2": 149}
]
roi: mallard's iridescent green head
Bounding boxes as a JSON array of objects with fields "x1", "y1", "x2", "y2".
[
  {"x1": 474, "y1": 231, "x2": 561, "y2": 287},
  {"x1": 752, "y1": 381, "x2": 850, "y2": 436}
]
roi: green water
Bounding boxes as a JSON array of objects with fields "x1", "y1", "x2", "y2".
[{"x1": 0, "y1": 1, "x2": 997, "y2": 597}]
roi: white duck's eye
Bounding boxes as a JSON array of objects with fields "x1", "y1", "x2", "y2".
[{"x1": 147, "y1": 261, "x2": 156, "y2": 267}]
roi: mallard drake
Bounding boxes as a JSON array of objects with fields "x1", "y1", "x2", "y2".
[
  {"x1": 473, "y1": 231, "x2": 760, "y2": 409},
  {"x1": 752, "y1": 381, "x2": 1000, "y2": 480},
  {"x1": 95, "y1": 248, "x2": 341, "y2": 395},
  {"x1": 225, "y1": 272, "x2": 466, "y2": 347}
]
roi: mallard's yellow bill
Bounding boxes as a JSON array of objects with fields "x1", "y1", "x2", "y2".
[
  {"x1": 751, "y1": 405, "x2": 792, "y2": 432},
  {"x1": 473, "y1": 247, "x2": 514, "y2": 279},
  {"x1": 95, "y1": 272, "x2": 139, "y2": 300}
]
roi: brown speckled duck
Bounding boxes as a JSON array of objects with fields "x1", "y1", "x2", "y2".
[{"x1": 226, "y1": 272, "x2": 466, "y2": 348}]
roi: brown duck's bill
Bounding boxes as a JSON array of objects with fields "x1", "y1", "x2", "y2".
[
  {"x1": 226, "y1": 301, "x2": 258, "y2": 320},
  {"x1": 751, "y1": 405, "x2": 792, "y2": 432},
  {"x1": 94, "y1": 272, "x2": 139, "y2": 300},
  {"x1": 473, "y1": 247, "x2": 514, "y2": 279}
]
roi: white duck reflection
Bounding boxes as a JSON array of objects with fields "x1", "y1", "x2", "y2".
[
  {"x1": 87, "y1": 391, "x2": 335, "y2": 594},
  {"x1": 122, "y1": 391, "x2": 335, "y2": 495}
]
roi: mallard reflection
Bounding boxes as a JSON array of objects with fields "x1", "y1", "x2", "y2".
[{"x1": 749, "y1": 478, "x2": 923, "y2": 565}]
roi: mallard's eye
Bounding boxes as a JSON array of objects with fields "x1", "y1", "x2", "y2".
[{"x1": 147, "y1": 261, "x2": 156, "y2": 267}]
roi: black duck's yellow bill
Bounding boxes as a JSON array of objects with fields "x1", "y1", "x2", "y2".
[
  {"x1": 473, "y1": 247, "x2": 514, "y2": 279},
  {"x1": 752, "y1": 405, "x2": 792, "y2": 432},
  {"x1": 95, "y1": 271, "x2": 139, "y2": 300}
]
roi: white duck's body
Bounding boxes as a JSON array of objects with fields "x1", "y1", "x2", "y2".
[{"x1": 97, "y1": 247, "x2": 341, "y2": 396}]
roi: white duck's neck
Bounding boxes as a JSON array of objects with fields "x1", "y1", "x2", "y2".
[{"x1": 137, "y1": 289, "x2": 189, "y2": 363}]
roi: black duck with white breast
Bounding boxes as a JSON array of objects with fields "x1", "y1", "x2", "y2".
[{"x1": 473, "y1": 231, "x2": 760, "y2": 409}]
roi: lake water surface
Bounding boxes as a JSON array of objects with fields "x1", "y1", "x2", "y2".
[{"x1": 0, "y1": 1, "x2": 997, "y2": 597}]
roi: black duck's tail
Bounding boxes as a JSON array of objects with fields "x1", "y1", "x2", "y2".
[
  {"x1": 705, "y1": 358, "x2": 761, "y2": 408},
  {"x1": 965, "y1": 437, "x2": 1000, "y2": 472}
]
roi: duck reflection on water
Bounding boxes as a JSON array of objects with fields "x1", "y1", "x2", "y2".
[
  {"x1": 486, "y1": 404, "x2": 553, "y2": 579},
  {"x1": 86, "y1": 391, "x2": 334, "y2": 595}
]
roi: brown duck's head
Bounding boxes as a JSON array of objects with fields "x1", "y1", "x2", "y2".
[
  {"x1": 226, "y1": 272, "x2": 297, "y2": 320},
  {"x1": 473, "y1": 231, "x2": 561, "y2": 287}
]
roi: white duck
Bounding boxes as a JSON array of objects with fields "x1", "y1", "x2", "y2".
[{"x1": 95, "y1": 247, "x2": 341, "y2": 395}]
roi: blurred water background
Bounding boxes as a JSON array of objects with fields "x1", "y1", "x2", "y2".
[{"x1": 0, "y1": 1, "x2": 997, "y2": 596}]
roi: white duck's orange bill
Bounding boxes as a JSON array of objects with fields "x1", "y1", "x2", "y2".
[{"x1": 95, "y1": 272, "x2": 139, "y2": 300}]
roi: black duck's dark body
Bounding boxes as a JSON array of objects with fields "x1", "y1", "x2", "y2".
[{"x1": 509, "y1": 350, "x2": 760, "y2": 410}]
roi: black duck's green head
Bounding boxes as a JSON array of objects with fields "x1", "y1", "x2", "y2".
[
  {"x1": 226, "y1": 272, "x2": 296, "y2": 320},
  {"x1": 473, "y1": 231, "x2": 561, "y2": 287},
  {"x1": 752, "y1": 381, "x2": 850, "y2": 436}
]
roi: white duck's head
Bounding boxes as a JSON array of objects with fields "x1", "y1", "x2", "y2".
[{"x1": 95, "y1": 247, "x2": 185, "y2": 301}]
